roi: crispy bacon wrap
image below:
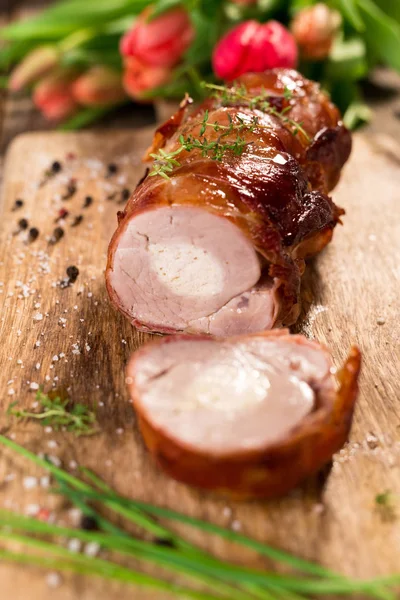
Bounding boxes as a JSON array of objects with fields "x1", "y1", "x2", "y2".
[
  {"x1": 106, "y1": 69, "x2": 351, "y2": 336},
  {"x1": 127, "y1": 330, "x2": 360, "y2": 499}
]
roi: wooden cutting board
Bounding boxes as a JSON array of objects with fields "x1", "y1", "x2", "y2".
[{"x1": 0, "y1": 126, "x2": 399, "y2": 599}]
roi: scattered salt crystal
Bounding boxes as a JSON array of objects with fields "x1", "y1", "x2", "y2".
[
  {"x1": 47, "y1": 440, "x2": 58, "y2": 449},
  {"x1": 31, "y1": 401, "x2": 39, "y2": 409},
  {"x1": 17, "y1": 359, "x2": 23, "y2": 365},
  {"x1": 116, "y1": 428, "x2": 124, "y2": 435},
  {"x1": 16, "y1": 330, "x2": 22, "y2": 337},
  {"x1": 67, "y1": 538, "x2": 82, "y2": 553},
  {"x1": 4, "y1": 473, "x2": 16, "y2": 482},
  {"x1": 23, "y1": 476, "x2": 38, "y2": 490},
  {"x1": 47, "y1": 455, "x2": 62, "y2": 467},
  {"x1": 231, "y1": 520, "x2": 242, "y2": 531},
  {"x1": 222, "y1": 507, "x2": 232, "y2": 518},
  {"x1": 34, "y1": 302, "x2": 41, "y2": 308},
  {"x1": 8, "y1": 388, "x2": 15, "y2": 396},
  {"x1": 35, "y1": 363, "x2": 41, "y2": 370},
  {"x1": 59, "y1": 352, "x2": 65, "y2": 358},
  {"x1": 69, "y1": 460, "x2": 78, "y2": 470},
  {"x1": 33, "y1": 313, "x2": 43, "y2": 321},
  {"x1": 85, "y1": 344, "x2": 91, "y2": 352},
  {"x1": 35, "y1": 341, "x2": 41, "y2": 347},
  {"x1": 376, "y1": 317, "x2": 385, "y2": 325},
  {"x1": 121, "y1": 339, "x2": 127, "y2": 345},
  {"x1": 30, "y1": 382, "x2": 39, "y2": 390},
  {"x1": 46, "y1": 572, "x2": 62, "y2": 588},
  {"x1": 52, "y1": 355, "x2": 59, "y2": 362},
  {"x1": 87, "y1": 292, "x2": 93, "y2": 298},
  {"x1": 45, "y1": 375, "x2": 51, "y2": 382},
  {"x1": 84, "y1": 542, "x2": 101, "y2": 557},
  {"x1": 125, "y1": 377, "x2": 133, "y2": 385},
  {"x1": 40, "y1": 476, "x2": 50, "y2": 488}
]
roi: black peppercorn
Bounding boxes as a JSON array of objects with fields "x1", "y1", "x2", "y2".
[
  {"x1": 66, "y1": 265, "x2": 79, "y2": 282},
  {"x1": 107, "y1": 163, "x2": 118, "y2": 175},
  {"x1": 62, "y1": 181, "x2": 77, "y2": 200},
  {"x1": 121, "y1": 188, "x2": 130, "y2": 201},
  {"x1": 12, "y1": 199, "x2": 24, "y2": 211},
  {"x1": 51, "y1": 161, "x2": 62, "y2": 173},
  {"x1": 18, "y1": 218, "x2": 29, "y2": 230},
  {"x1": 80, "y1": 515, "x2": 98, "y2": 531},
  {"x1": 50, "y1": 226, "x2": 64, "y2": 244},
  {"x1": 71, "y1": 215, "x2": 83, "y2": 227},
  {"x1": 28, "y1": 227, "x2": 39, "y2": 242},
  {"x1": 83, "y1": 195, "x2": 93, "y2": 208}
]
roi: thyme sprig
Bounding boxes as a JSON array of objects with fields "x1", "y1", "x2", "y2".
[
  {"x1": 149, "y1": 82, "x2": 311, "y2": 180},
  {"x1": 149, "y1": 110, "x2": 255, "y2": 180},
  {"x1": 7, "y1": 390, "x2": 99, "y2": 437},
  {"x1": 203, "y1": 82, "x2": 311, "y2": 142},
  {"x1": 0, "y1": 435, "x2": 399, "y2": 600}
]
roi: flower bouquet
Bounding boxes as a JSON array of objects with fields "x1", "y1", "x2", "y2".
[{"x1": 1, "y1": 0, "x2": 399, "y2": 129}]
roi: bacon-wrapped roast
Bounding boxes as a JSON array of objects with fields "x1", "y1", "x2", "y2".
[
  {"x1": 127, "y1": 330, "x2": 360, "y2": 499},
  {"x1": 106, "y1": 69, "x2": 351, "y2": 335}
]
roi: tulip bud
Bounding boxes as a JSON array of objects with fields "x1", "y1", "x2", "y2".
[
  {"x1": 291, "y1": 3, "x2": 341, "y2": 60},
  {"x1": 9, "y1": 45, "x2": 59, "y2": 91},
  {"x1": 212, "y1": 20, "x2": 298, "y2": 81},
  {"x1": 123, "y1": 56, "x2": 172, "y2": 101},
  {"x1": 33, "y1": 68, "x2": 79, "y2": 121},
  {"x1": 72, "y1": 66, "x2": 126, "y2": 106},
  {"x1": 120, "y1": 7, "x2": 194, "y2": 69}
]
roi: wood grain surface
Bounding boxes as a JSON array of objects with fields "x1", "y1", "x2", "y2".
[{"x1": 0, "y1": 124, "x2": 399, "y2": 600}]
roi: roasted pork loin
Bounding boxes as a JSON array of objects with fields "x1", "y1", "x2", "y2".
[
  {"x1": 127, "y1": 330, "x2": 360, "y2": 499},
  {"x1": 107, "y1": 69, "x2": 351, "y2": 335}
]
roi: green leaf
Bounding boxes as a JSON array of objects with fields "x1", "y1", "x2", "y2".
[
  {"x1": 334, "y1": 0, "x2": 365, "y2": 32},
  {"x1": 0, "y1": 0, "x2": 148, "y2": 41},
  {"x1": 325, "y1": 36, "x2": 368, "y2": 81},
  {"x1": 329, "y1": 80, "x2": 371, "y2": 129},
  {"x1": 372, "y1": 0, "x2": 400, "y2": 22},
  {"x1": 356, "y1": 0, "x2": 400, "y2": 72}
]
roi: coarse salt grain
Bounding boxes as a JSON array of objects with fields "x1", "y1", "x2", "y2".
[
  {"x1": 25, "y1": 503, "x2": 40, "y2": 516},
  {"x1": 33, "y1": 313, "x2": 43, "y2": 321},
  {"x1": 231, "y1": 520, "x2": 242, "y2": 531},
  {"x1": 35, "y1": 363, "x2": 41, "y2": 370},
  {"x1": 47, "y1": 440, "x2": 58, "y2": 449},
  {"x1": 67, "y1": 538, "x2": 82, "y2": 553},
  {"x1": 69, "y1": 460, "x2": 78, "y2": 469},
  {"x1": 30, "y1": 382, "x2": 39, "y2": 390},
  {"x1": 46, "y1": 572, "x2": 62, "y2": 588},
  {"x1": 23, "y1": 476, "x2": 38, "y2": 490},
  {"x1": 47, "y1": 455, "x2": 62, "y2": 467},
  {"x1": 84, "y1": 541, "x2": 101, "y2": 557},
  {"x1": 8, "y1": 388, "x2": 15, "y2": 396},
  {"x1": 40, "y1": 476, "x2": 50, "y2": 488}
]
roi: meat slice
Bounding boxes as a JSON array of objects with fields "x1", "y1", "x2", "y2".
[
  {"x1": 127, "y1": 331, "x2": 361, "y2": 499},
  {"x1": 106, "y1": 68, "x2": 351, "y2": 336},
  {"x1": 108, "y1": 205, "x2": 262, "y2": 333}
]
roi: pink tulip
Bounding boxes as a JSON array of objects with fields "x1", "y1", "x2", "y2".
[
  {"x1": 123, "y1": 56, "x2": 172, "y2": 100},
  {"x1": 33, "y1": 68, "x2": 79, "y2": 121},
  {"x1": 72, "y1": 66, "x2": 126, "y2": 106},
  {"x1": 291, "y1": 3, "x2": 341, "y2": 60},
  {"x1": 9, "y1": 45, "x2": 59, "y2": 91},
  {"x1": 212, "y1": 20, "x2": 298, "y2": 81},
  {"x1": 120, "y1": 7, "x2": 194, "y2": 68}
]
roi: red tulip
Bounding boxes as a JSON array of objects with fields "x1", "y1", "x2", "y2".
[
  {"x1": 33, "y1": 68, "x2": 79, "y2": 121},
  {"x1": 230, "y1": 0, "x2": 258, "y2": 4},
  {"x1": 9, "y1": 45, "x2": 59, "y2": 91},
  {"x1": 291, "y1": 3, "x2": 341, "y2": 60},
  {"x1": 120, "y1": 7, "x2": 194, "y2": 68},
  {"x1": 72, "y1": 66, "x2": 126, "y2": 106},
  {"x1": 123, "y1": 56, "x2": 172, "y2": 100},
  {"x1": 212, "y1": 20, "x2": 298, "y2": 81}
]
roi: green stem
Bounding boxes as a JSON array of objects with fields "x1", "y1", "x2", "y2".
[{"x1": 58, "y1": 27, "x2": 96, "y2": 53}]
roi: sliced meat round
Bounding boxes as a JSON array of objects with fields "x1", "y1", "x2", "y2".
[
  {"x1": 108, "y1": 205, "x2": 261, "y2": 333},
  {"x1": 127, "y1": 331, "x2": 361, "y2": 499}
]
